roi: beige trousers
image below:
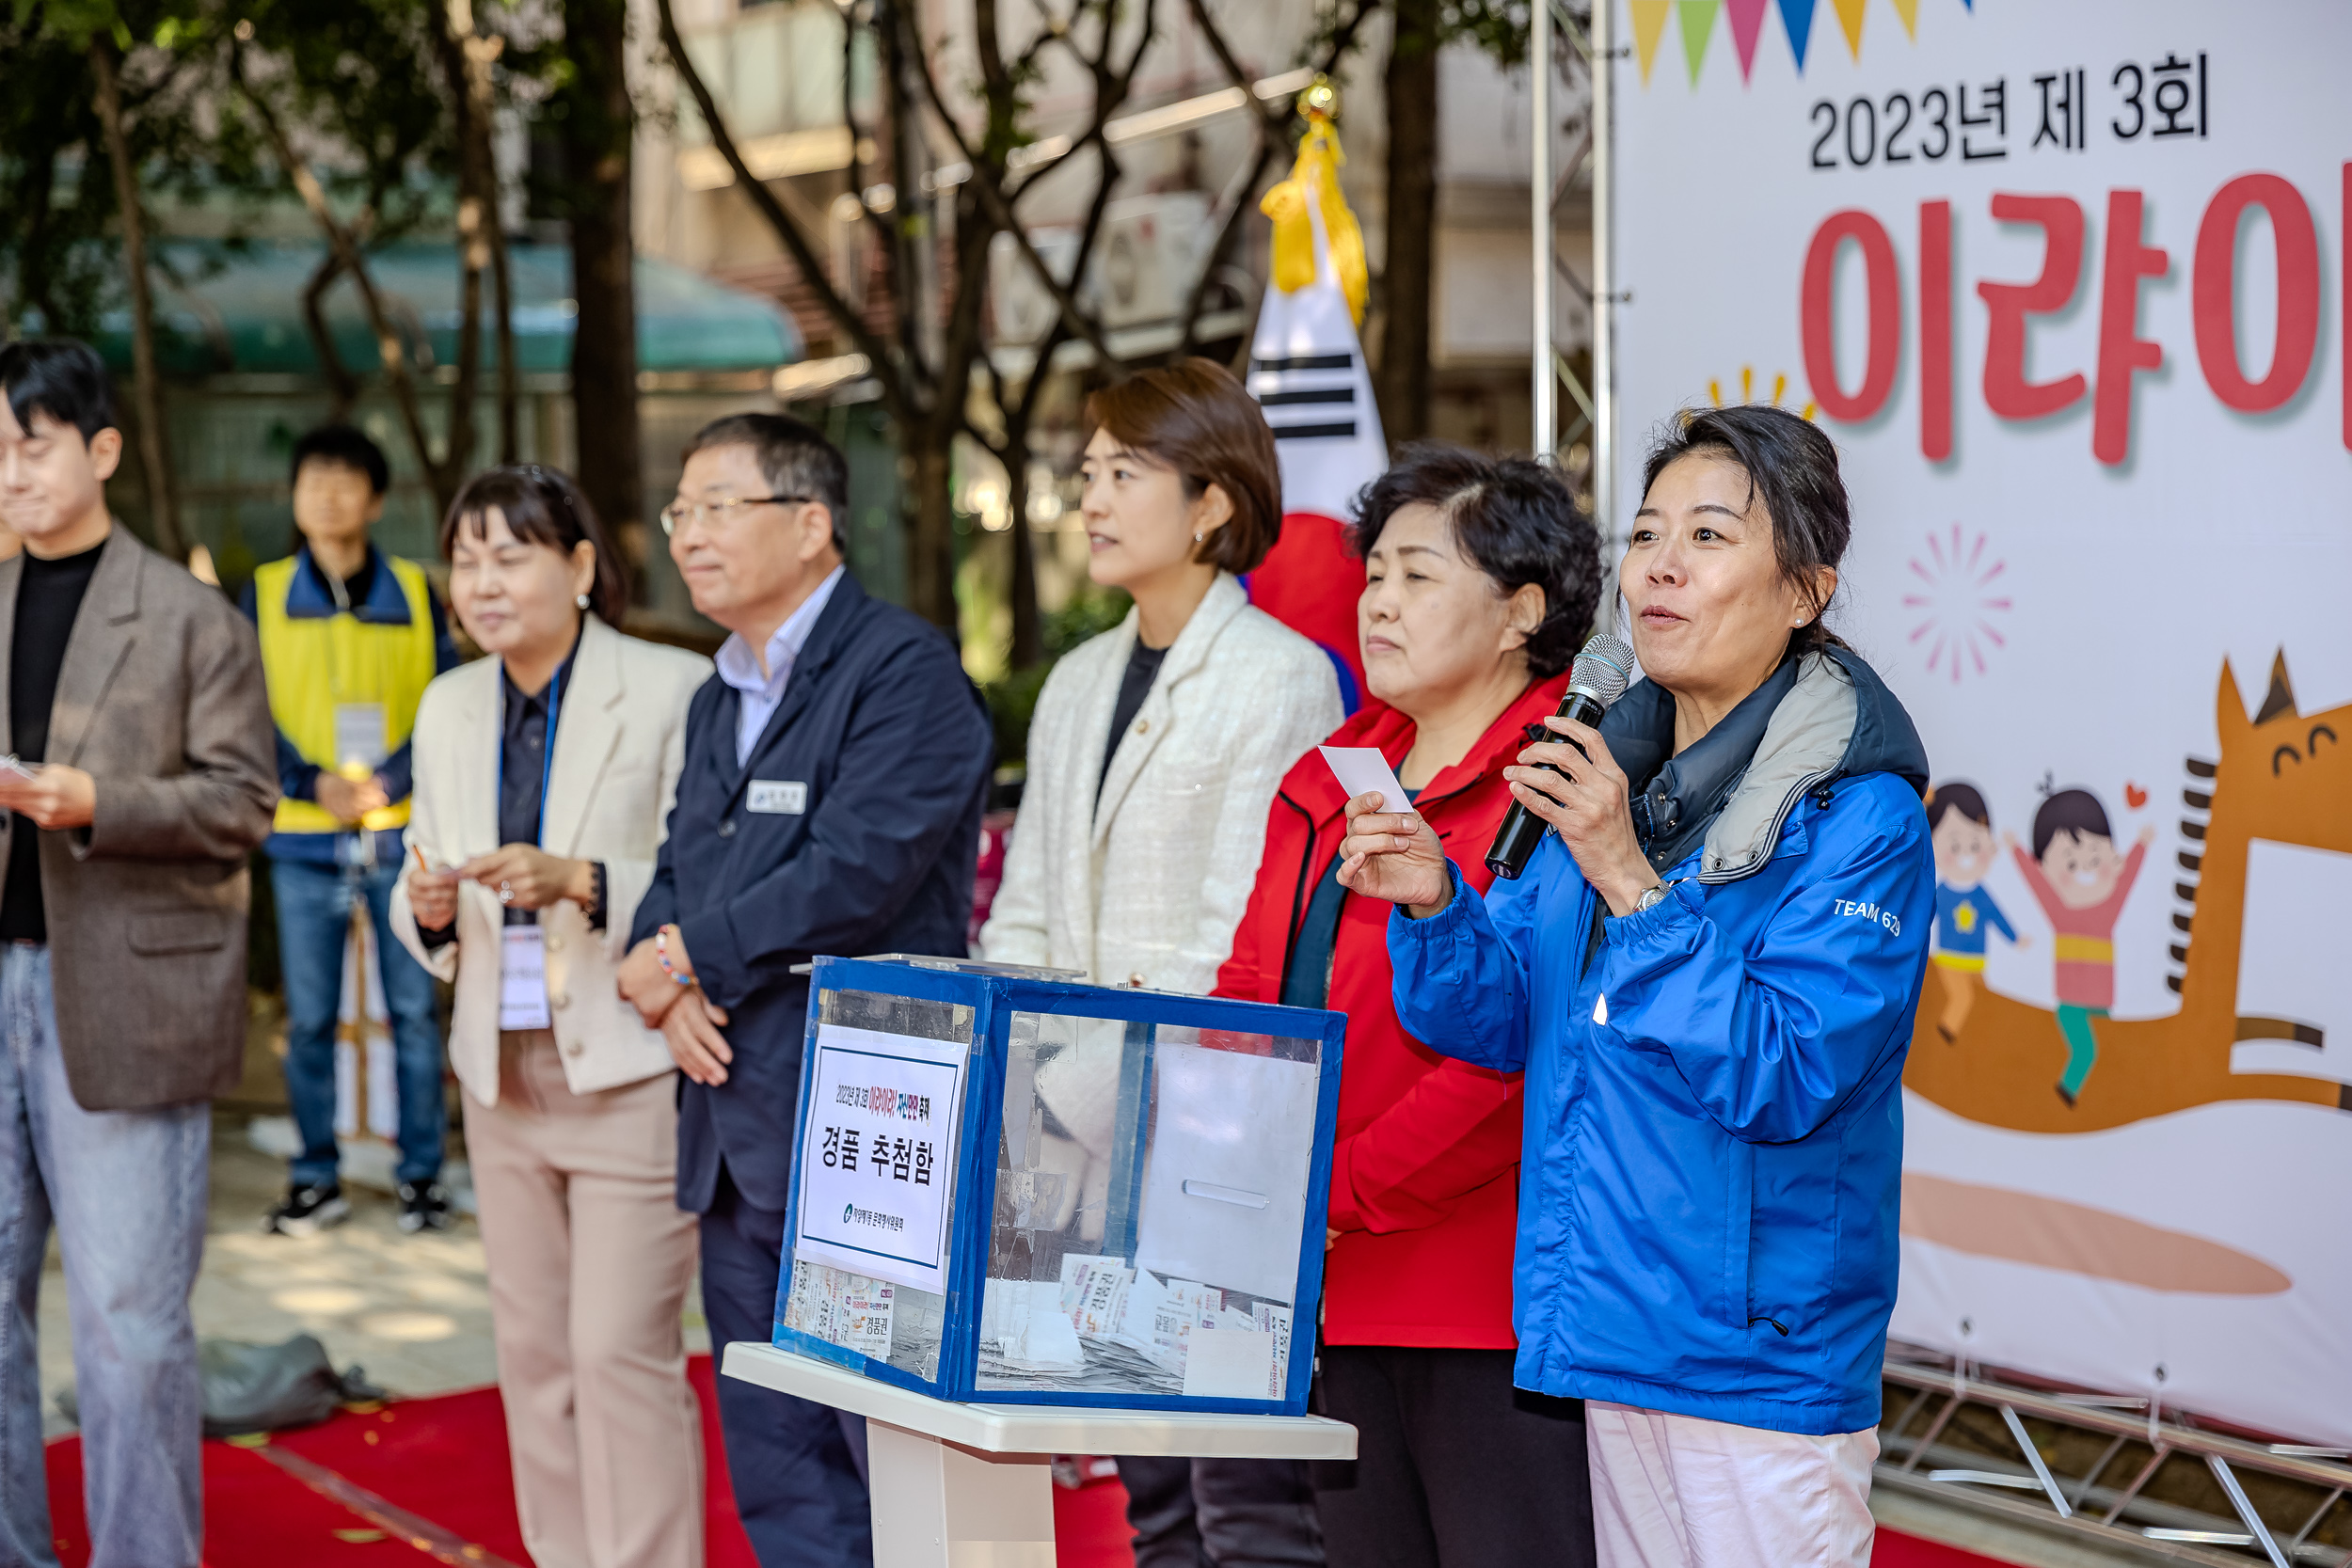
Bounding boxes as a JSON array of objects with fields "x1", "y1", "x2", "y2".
[{"x1": 466, "y1": 1034, "x2": 705, "y2": 1568}]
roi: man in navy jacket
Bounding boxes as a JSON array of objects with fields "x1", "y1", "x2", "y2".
[{"x1": 621, "y1": 414, "x2": 991, "y2": 1567}]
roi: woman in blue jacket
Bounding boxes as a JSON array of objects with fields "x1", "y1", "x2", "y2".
[{"x1": 1335, "y1": 405, "x2": 1931, "y2": 1567}]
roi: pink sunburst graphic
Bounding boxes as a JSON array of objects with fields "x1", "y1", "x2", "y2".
[{"x1": 1903, "y1": 523, "x2": 2011, "y2": 683}]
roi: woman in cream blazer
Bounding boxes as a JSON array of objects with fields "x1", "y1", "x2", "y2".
[
  {"x1": 977, "y1": 361, "x2": 1340, "y2": 1567},
  {"x1": 391, "y1": 466, "x2": 712, "y2": 1568},
  {"x1": 983, "y1": 570, "x2": 1338, "y2": 992}
]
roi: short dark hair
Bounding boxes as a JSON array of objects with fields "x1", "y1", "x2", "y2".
[
  {"x1": 1084, "y1": 359, "x2": 1282, "y2": 576},
  {"x1": 0, "y1": 338, "x2": 116, "y2": 444},
  {"x1": 1351, "y1": 443, "x2": 1603, "y2": 679},
  {"x1": 2031, "y1": 788, "x2": 2113, "y2": 860},
  {"x1": 291, "y1": 424, "x2": 390, "y2": 495},
  {"x1": 1926, "y1": 781, "x2": 1992, "y2": 832},
  {"x1": 438, "y1": 463, "x2": 632, "y2": 626},
  {"x1": 680, "y1": 413, "x2": 850, "y2": 553},
  {"x1": 1641, "y1": 404, "x2": 1851, "y2": 657}
]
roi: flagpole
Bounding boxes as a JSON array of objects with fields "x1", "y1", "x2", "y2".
[
  {"x1": 1592, "y1": 0, "x2": 1614, "y2": 537},
  {"x1": 1531, "y1": 0, "x2": 1554, "y2": 460}
]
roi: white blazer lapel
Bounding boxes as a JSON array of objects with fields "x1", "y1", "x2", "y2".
[
  {"x1": 1089, "y1": 574, "x2": 1248, "y2": 848},
  {"x1": 543, "y1": 618, "x2": 625, "y2": 858}
]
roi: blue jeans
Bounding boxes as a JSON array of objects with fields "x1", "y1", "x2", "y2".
[
  {"x1": 0, "y1": 946, "x2": 208, "y2": 1568},
  {"x1": 272, "y1": 856, "x2": 446, "y2": 1188}
]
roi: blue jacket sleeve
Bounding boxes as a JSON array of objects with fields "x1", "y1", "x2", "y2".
[
  {"x1": 676, "y1": 640, "x2": 993, "y2": 1009},
  {"x1": 427, "y1": 583, "x2": 461, "y2": 674},
  {"x1": 1979, "y1": 890, "x2": 2018, "y2": 943},
  {"x1": 275, "y1": 728, "x2": 320, "y2": 803},
  {"x1": 375, "y1": 592, "x2": 453, "y2": 804},
  {"x1": 1593, "y1": 786, "x2": 1933, "y2": 1145},
  {"x1": 1385, "y1": 859, "x2": 1543, "y2": 1072}
]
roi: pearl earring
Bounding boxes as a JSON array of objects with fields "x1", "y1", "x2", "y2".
[
  {"x1": 576, "y1": 593, "x2": 592, "y2": 610},
  {"x1": 1192, "y1": 531, "x2": 1204, "y2": 544}
]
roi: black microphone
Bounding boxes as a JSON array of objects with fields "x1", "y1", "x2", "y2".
[{"x1": 1484, "y1": 633, "x2": 1637, "y2": 880}]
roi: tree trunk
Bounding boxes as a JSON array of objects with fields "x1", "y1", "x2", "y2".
[
  {"x1": 88, "y1": 39, "x2": 185, "y2": 561},
  {"x1": 302, "y1": 252, "x2": 361, "y2": 420},
  {"x1": 564, "y1": 0, "x2": 644, "y2": 554},
  {"x1": 904, "y1": 432, "x2": 957, "y2": 634},
  {"x1": 1003, "y1": 447, "x2": 1040, "y2": 668},
  {"x1": 1375, "y1": 0, "x2": 1440, "y2": 447}
]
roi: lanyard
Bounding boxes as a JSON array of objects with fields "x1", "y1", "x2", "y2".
[{"x1": 497, "y1": 660, "x2": 565, "y2": 848}]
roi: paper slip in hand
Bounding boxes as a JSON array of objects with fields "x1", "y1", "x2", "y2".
[{"x1": 1318, "y1": 746, "x2": 1410, "y2": 814}]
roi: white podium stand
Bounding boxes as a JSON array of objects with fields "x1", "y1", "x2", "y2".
[{"x1": 723, "y1": 1341, "x2": 1358, "y2": 1568}]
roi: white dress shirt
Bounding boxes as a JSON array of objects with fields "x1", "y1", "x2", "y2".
[{"x1": 714, "y1": 564, "x2": 845, "y2": 766}]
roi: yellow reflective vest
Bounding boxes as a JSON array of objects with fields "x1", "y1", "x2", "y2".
[{"x1": 253, "y1": 551, "x2": 438, "y2": 835}]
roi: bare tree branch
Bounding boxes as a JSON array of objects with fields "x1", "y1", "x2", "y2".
[
  {"x1": 89, "y1": 36, "x2": 186, "y2": 561},
  {"x1": 896, "y1": 8, "x2": 1118, "y2": 365},
  {"x1": 300, "y1": 247, "x2": 362, "y2": 418},
  {"x1": 235, "y1": 47, "x2": 459, "y2": 509},
  {"x1": 654, "y1": 0, "x2": 906, "y2": 408}
]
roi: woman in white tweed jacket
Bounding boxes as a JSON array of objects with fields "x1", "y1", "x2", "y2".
[{"x1": 978, "y1": 359, "x2": 1340, "y2": 1567}]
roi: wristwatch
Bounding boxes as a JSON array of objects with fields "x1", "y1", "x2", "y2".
[{"x1": 1629, "y1": 882, "x2": 1669, "y2": 915}]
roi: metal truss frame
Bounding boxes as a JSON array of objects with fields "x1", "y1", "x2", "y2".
[{"x1": 1879, "y1": 1352, "x2": 2352, "y2": 1566}]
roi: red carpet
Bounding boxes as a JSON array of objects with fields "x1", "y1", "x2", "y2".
[{"x1": 41, "y1": 1366, "x2": 2010, "y2": 1566}]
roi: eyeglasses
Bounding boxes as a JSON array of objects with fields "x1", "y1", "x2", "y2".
[{"x1": 658, "y1": 494, "x2": 812, "y2": 536}]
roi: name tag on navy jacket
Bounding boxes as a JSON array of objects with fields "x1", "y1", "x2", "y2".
[{"x1": 748, "y1": 780, "x2": 808, "y2": 815}]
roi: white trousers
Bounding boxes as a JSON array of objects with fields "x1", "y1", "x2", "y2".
[{"x1": 1587, "y1": 1402, "x2": 1879, "y2": 1568}]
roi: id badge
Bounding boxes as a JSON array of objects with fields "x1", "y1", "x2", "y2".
[
  {"x1": 499, "y1": 926, "x2": 551, "y2": 1031},
  {"x1": 333, "y1": 704, "x2": 388, "y2": 773}
]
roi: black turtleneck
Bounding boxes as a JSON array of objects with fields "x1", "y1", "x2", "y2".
[{"x1": 3, "y1": 540, "x2": 107, "y2": 942}]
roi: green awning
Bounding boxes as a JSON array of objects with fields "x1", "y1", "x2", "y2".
[{"x1": 95, "y1": 238, "x2": 801, "y2": 379}]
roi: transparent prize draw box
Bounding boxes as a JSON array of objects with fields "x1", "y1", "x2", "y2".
[{"x1": 772, "y1": 956, "x2": 1343, "y2": 1415}]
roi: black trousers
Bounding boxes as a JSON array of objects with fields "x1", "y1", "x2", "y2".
[
  {"x1": 701, "y1": 1164, "x2": 874, "y2": 1567},
  {"x1": 1312, "y1": 1345, "x2": 1595, "y2": 1568},
  {"x1": 1119, "y1": 1454, "x2": 1326, "y2": 1568}
]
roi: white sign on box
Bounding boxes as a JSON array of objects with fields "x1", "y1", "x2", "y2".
[{"x1": 792, "y1": 1023, "x2": 967, "y2": 1295}]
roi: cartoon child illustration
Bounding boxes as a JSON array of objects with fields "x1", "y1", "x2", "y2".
[
  {"x1": 1925, "y1": 783, "x2": 2025, "y2": 1043},
  {"x1": 2008, "y1": 787, "x2": 2154, "y2": 1108}
]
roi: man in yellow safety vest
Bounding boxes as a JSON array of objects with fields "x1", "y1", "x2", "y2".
[{"x1": 241, "y1": 425, "x2": 459, "y2": 1236}]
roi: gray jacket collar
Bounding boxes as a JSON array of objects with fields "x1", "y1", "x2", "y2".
[{"x1": 1603, "y1": 646, "x2": 1930, "y2": 885}]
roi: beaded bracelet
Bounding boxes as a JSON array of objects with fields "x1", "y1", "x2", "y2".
[{"x1": 655, "y1": 924, "x2": 695, "y2": 986}]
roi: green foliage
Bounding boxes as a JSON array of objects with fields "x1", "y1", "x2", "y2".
[
  {"x1": 231, "y1": 0, "x2": 461, "y2": 239},
  {"x1": 0, "y1": 0, "x2": 266, "y2": 340},
  {"x1": 980, "y1": 582, "x2": 1132, "y2": 769}
]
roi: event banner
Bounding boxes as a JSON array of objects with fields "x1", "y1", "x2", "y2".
[{"x1": 1610, "y1": 0, "x2": 2352, "y2": 1442}]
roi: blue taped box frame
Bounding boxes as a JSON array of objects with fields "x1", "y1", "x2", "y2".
[{"x1": 771, "y1": 955, "x2": 1345, "y2": 1417}]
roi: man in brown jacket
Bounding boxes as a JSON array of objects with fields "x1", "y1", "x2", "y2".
[{"x1": 0, "y1": 339, "x2": 277, "y2": 1567}]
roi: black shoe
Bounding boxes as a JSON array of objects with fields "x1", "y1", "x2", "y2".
[
  {"x1": 397, "y1": 1180, "x2": 452, "y2": 1234},
  {"x1": 264, "y1": 1181, "x2": 351, "y2": 1237}
]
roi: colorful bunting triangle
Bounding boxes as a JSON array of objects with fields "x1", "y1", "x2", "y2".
[
  {"x1": 1677, "y1": 0, "x2": 1720, "y2": 84},
  {"x1": 1775, "y1": 0, "x2": 1817, "y2": 71},
  {"x1": 1629, "y1": 0, "x2": 1672, "y2": 84},
  {"x1": 1724, "y1": 0, "x2": 1771, "y2": 79},
  {"x1": 1889, "y1": 0, "x2": 1918, "y2": 37},
  {"x1": 1831, "y1": 0, "x2": 1867, "y2": 58}
]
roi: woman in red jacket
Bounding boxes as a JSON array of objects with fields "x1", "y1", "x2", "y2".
[{"x1": 1217, "y1": 445, "x2": 1604, "y2": 1567}]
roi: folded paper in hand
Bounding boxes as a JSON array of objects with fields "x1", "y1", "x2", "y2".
[{"x1": 1318, "y1": 746, "x2": 1409, "y2": 813}]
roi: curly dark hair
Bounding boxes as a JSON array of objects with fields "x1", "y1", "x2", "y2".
[{"x1": 1349, "y1": 443, "x2": 1603, "y2": 678}]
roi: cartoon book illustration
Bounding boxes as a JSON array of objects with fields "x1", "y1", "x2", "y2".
[
  {"x1": 1925, "y1": 783, "x2": 2024, "y2": 1043},
  {"x1": 2008, "y1": 789, "x2": 2152, "y2": 1106},
  {"x1": 1903, "y1": 655, "x2": 2350, "y2": 1133}
]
